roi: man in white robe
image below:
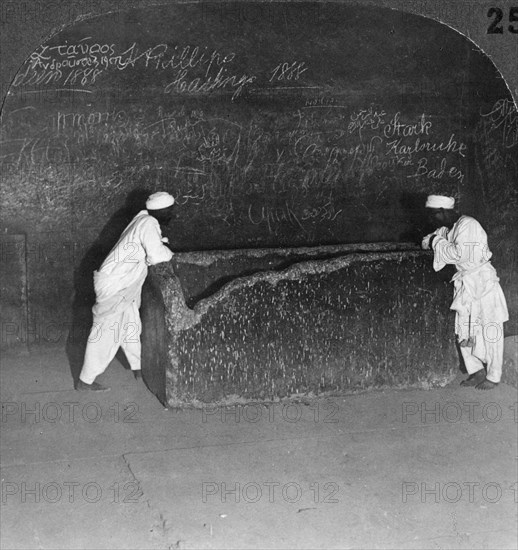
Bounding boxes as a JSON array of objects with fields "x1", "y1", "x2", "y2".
[
  {"x1": 77, "y1": 192, "x2": 175, "y2": 391},
  {"x1": 422, "y1": 195, "x2": 508, "y2": 390}
]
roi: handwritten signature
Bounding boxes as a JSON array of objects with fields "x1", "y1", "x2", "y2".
[{"x1": 480, "y1": 98, "x2": 518, "y2": 149}]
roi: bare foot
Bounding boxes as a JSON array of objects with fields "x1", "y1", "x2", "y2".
[
  {"x1": 476, "y1": 379, "x2": 498, "y2": 390},
  {"x1": 460, "y1": 371, "x2": 486, "y2": 387}
]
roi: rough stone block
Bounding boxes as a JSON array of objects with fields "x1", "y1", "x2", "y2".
[
  {"x1": 142, "y1": 247, "x2": 460, "y2": 407},
  {"x1": 501, "y1": 336, "x2": 518, "y2": 389},
  {"x1": 173, "y1": 242, "x2": 420, "y2": 307}
]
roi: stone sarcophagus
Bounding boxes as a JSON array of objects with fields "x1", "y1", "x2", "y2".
[{"x1": 141, "y1": 244, "x2": 458, "y2": 407}]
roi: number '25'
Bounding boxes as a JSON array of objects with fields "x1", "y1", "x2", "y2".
[{"x1": 487, "y1": 7, "x2": 518, "y2": 33}]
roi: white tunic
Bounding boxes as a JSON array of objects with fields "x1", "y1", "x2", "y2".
[
  {"x1": 93, "y1": 210, "x2": 173, "y2": 320},
  {"x1": 431, "y1": 216, "x2": 508, "y2": 382},
  {"x1": 79, "y1": 210, "x2": 173, "y2": 384}
]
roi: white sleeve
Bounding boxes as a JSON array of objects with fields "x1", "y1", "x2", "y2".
[
  {"x1": 431, "y1": 228, "x2": 462, "y2": 269},
  {"x1": 431, "y1": 218, "x2": 484, "y2": 271},
  {"x1": 141, "y1": 219, "x2": 173, "y2": 266}
]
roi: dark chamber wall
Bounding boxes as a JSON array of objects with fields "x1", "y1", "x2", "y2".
[{"x1": 0, "y1": 2, "x2": 517, "y2": 336}]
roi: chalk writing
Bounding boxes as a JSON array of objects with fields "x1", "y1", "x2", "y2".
[
  {"x1": 269, "y1": 61, "x2": 308, "y2": 82},
  {"x1": 407, "y1": 157, "x2": 464, "y2": 183},
  {"x1": 473, "y1": 99, "x2": 518, "y2": 217},
  {"x1": 386, "y1": 133, "x2": 467, "y2": 159},
  {"x1": 1, "y1": 76, "x2": 475, "y2": 242},
  {"x1": 480, "y1": 98, "x2": 518, "y2": 149},
  {"x1": 52, "y1": 108, "x2": 129, "y2": 133},
  {"x1": 1, "y1": 102, "x2": 470, "y2": 200},
  {"x1": 345, "y1": 109, "x2": 467, "y2": 185},
  {"x1": 12, "y1": 39, "x2": 258, "y2": 100},
  {"x1": 248, "y1": 201, "x2": 305, "y2": 234},
  {"x1": 348, "y1": 107, "x2": 386, "y2": 140},
  {"x1": 304, "y1": 96, "x2": 338, "y2": 108},
  {"x1": 247, "y1": 199, "x2": 342, "y2": 235},
  {"x1": 0, "y1": 1, "x2": 514, "y2": 264},
  {"x1": 383, "y1": 113, "x2": 432, "y2": 139},
  {"x1": 300, "y1": 201, "x2": 343, "y2": 223},
  {"x1": 20, "y1": 41, "x2": 237, "y2": 75},
  {"x1": 347, "y1": 136, "x2": 411, "y2": 183},
  {"x1": 164, "y1": 67, "x2": 256, "y2": 100}
]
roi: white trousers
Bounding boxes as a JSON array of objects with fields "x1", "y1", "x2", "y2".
[
  {"x1": 79, "y1": 301, "x2": 142, "y2": 384},
  {"x1": 459, "y1": 321, "x2": 504, "y2": 383}
]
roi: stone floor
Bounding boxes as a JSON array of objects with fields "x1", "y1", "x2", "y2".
[{"x1": 1, "y1": 345, "x2": 517, "y2": 549}]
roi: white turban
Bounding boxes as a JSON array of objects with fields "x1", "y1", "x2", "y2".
[
  {"x1": 146, "y1": 192, "x2": 175, "y2": 210},
  {"x1": 425, "y1": 195, "x2": 455, "y2": 209}
]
